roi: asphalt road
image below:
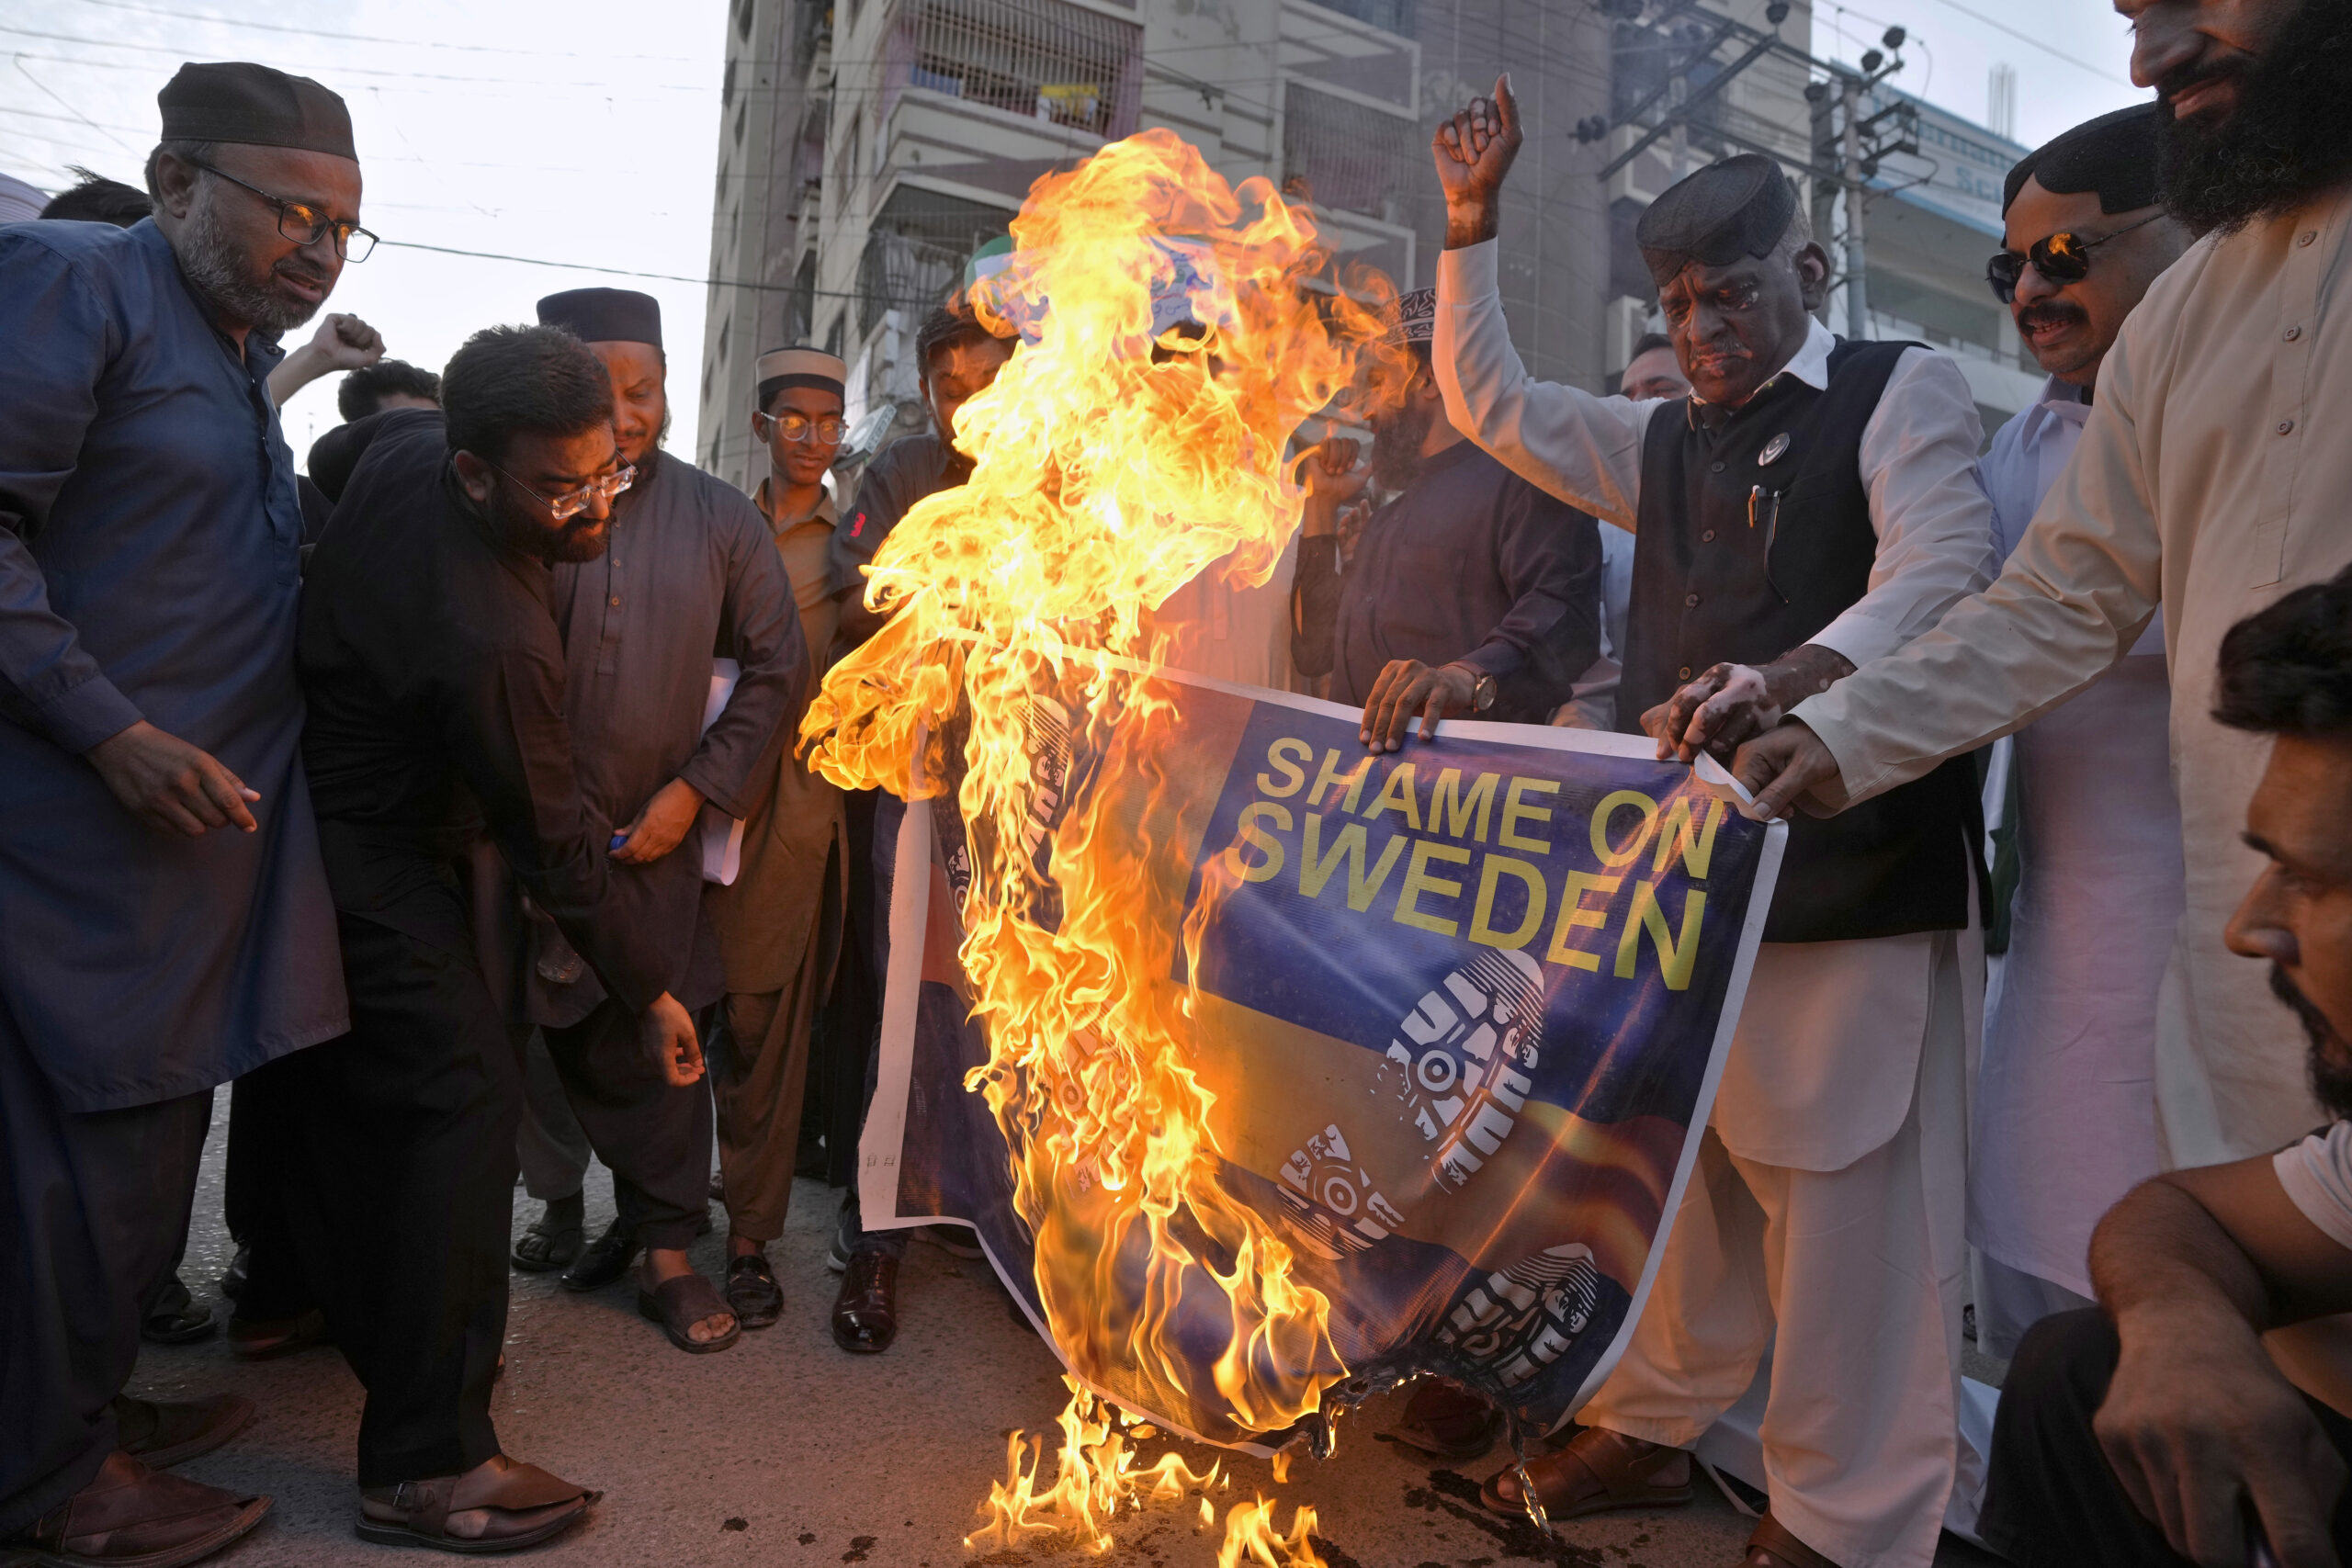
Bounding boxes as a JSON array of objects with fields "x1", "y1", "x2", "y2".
[{"x1": 134, "y1": 1109, "x2": 2008, "y2": 1568}]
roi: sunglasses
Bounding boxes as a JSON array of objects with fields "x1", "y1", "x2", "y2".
[{"x1": 1986, "y1": 211, "x2": 2164, "y2": 303}]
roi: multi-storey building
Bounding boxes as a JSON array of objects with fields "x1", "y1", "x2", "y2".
[
  {"x1": 698, "y1": 0, "x2": 1861, "y2": 492},
  {"x1": 700, "y1": 2, "x2": 2045, "y2": 490}
]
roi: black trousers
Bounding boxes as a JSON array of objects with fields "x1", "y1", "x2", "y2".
[
  {"x1": 1980, "y1": 1308, "x2": 2352, "y2": 1566},
  {"x1": 540, "y1": 997, "x2": 710, "y2": 1252},
  {"x1": 0, "y1": 1012, "x2": 209, "y2": 1534},
  {"x1": 223, "y1": 1055, "x2": 321, "y2": 1321},
  {"x1": 277, "y1": 911, "x2": 521, "y2": 1486}
]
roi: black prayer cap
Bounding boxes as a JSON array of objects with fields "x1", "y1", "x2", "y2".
[
  {"x1": 2003, "y1": 104, "x2": 2163, "y2": 216},
  {"x1": 158, "y1": 62, "x2": 356, "y2": 161},
  {"x1": 537, "y1": 288, "x2": 662, "y2": 348},
  {"x1": 1634, "y1": 154, "x2": 1798, "y2": 288}
]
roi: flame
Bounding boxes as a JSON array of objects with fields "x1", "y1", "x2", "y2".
[
  {"x1": 801, "y1": 129, "x2": 1388, "y2": 1559},
  {"x1": 1217, "y1": 1496, "x2": 1327, "y2": 1568}
]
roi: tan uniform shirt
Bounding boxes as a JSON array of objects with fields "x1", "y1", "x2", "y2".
[
  {"x1": 709, "y1": 483, "x2": 845, "y2": 994},
  {"x1": 1793, "y1": 184, "x2": 2352, "y2": 1164}
]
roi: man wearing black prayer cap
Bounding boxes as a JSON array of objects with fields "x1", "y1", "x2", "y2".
[
  {"x1": 1430, "y1": 81, "x2": 1996, "y2": 1568},
  {"x1": 504, "y1": 288, "x2": 804, "y2": 1354},
  {"x1": 0, "y1": 60, "x2": 365, "y2": 1567},
  {"x1": 1968, "y1": 107, "x2": 2192, "y2": 1367}
]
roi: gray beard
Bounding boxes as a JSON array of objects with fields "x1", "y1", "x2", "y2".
[{"x1": 174, "y1": 190, "x2": 322, "y2": 337}]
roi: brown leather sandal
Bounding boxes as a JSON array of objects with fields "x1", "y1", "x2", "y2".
[
  {"x1": 1479, "y1": 1427, "x2": 1694, "y2": 1521},
  {"x1": 636, "y1": 1270, "x2": 740, "y2": 1354},
  {"x1": 1383, "y1": 1380, "x2": 1504, "y2": 1461},
  {"x1": 111, "y1": 1393, "x2": 255, "y2": 1470},
  {"x1": 356, "y1": 1455, "x2": 593, "y2": 1554},
  {"x1": 6, "y1": 1450, "x2": 269, "y2": 1568},
  {"x1": 1744, "y1": 1512, "x2": 1846, "y2": 1568}
]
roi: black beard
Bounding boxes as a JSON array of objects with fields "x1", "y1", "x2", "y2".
[
  {"x1": 1368, "y1": 395, "x2": 1435, "y2": 492},
  {"x1": 174, "y1": 188, "x2": 325, "y2": 336},
  {"x1": 485, "y1": 480, "x2": 608, "y2": 564},
  {"x1": 2275, "y1": 964, "x2": 2352, "y2": 1121},
  {"x1": 2156, "y1": 0, "x2": 2352, "y2": 235}
]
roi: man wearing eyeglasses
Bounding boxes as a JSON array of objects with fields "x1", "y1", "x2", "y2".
[
  {"x1": 1431, "y1": 84, "x2": 1996, "y2": 1568},
  {"x1": 695, "y1": 346, "x2": 851, "y2": 1333},
  {"x1": 0, "y1": 60, "x2": 366, "y2": 1568},
  {"x1": 500, "y1": 289, "x2": 804, "y2": 1358},
  {"x1": 288, "y1": 322, "x2": 709, "y2": 1551},
  {"x1": 1732, "y1": 0, "x2": 2352, "y2": 1181},
  {"x1": 1966, "y1": 107, "x2": 2193, "y2": 1370}
]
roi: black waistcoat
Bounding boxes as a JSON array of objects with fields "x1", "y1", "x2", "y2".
[{"x1": 1618, "y1": 338, "x2": 1982, "y2": 944}]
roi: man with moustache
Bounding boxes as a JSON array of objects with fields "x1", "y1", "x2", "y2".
[
  {"x1": 1978, "y1": 566, "x2": 2352, "y2": 1568},
  {"x1": 0, "y1": 62, "x2": 358, "y2": 1567},
  {"x1": 504, "y1": 288, "x2": 803, "y2": 1355},
  {"x1": 1726, "y1": 0, "x2": 2352, "y2": 1172},
  {"x1": 1290, "y1": 287, "x2": 1604, "y2": 744},
  {"x1": 288, "y1": 324, "x2": 699, "y2": 1550},
  {"x1": 700, "y1": 345, "x2": 850, "y2": 1331},
  {"x1": 1966, "y1": 105, "x2": 2197, "y2": 1359},
  {"x1": 1431, "y1": 85, "x2": 1997, "y2": 1568}
]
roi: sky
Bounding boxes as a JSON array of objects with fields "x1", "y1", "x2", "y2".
[{"x1": 0, "y1": 0, "x2": 2153, "y2": 468}]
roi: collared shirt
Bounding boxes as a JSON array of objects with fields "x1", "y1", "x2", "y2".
[
  {"x1": 0, "y1": 217, "x2": 345, "y2": 1111},
  {"x1": 1792, "y1": 184, "x2": 2352, "y2": 1163},
  {"x1": 539, "y1": 450, "x2": 807, "y2": 1023},
  {"x1": 1432, "y1": 240, "x2": 1996, "y2": 673},
  {"x1": 828, "y1": 433, "x2": 970, "y2": 649},
  {"x1": 1291, "y1": 439, "x2": 1604, "y2": 722},
  {"x1": 755, "y1": 478, "x2": 843, "y2": 664},
  {"x1": 297, "y1": 411, "x2": 671, "y2": 1015}
]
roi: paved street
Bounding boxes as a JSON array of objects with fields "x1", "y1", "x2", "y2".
[{"x1": 136, "y1": 1111, "x2": 2007, "y2": 1568}]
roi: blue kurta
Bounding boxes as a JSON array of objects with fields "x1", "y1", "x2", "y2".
[{"x1": 0, "y1": 218, "x2": 346, "y2": 1112}]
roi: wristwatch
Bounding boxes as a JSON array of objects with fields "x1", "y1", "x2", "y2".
[{"x1": 1452, "y1": 664, "x2": 1497, "y2": 714}]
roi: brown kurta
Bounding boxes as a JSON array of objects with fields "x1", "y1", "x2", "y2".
[{"x1": 705, "y1": 484, "x2": 848, "y2": 1239}]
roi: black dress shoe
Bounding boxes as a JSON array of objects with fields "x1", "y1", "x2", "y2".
[
  {"x1": 560, "y1": 1219, "x2": 638, "y2": 1292},
  {"x1": 831, "y1": 1253, "x2": 899, "y2": 1353},
  {"x1": 140, "y1": 1278, "x2": 217, "y2": 1346},
  {"x1": 725, "y1": 1253, "x2": 784, "y2": 1331}
]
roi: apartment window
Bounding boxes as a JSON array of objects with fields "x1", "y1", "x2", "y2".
[
  {"x1": 1281, "y1": 81, "x2": 1419, "y2": 222},
  {"x1": 854, "y1": 185, "x2": 1013, "y2": 338},
  {"x1": 1304, "y1": 0, "x2": 1413, "y2": 34},
  {"x1": 882, "y1": 0, "x2": 1142, "y2": 140},
  {"x1": 733, "y1": 0, "x2": 756, "y2": 39}
]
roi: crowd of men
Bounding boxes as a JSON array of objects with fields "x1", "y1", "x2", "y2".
[{"x1": 0, "y1": 0, "x2": 2347, "y2": 1559}]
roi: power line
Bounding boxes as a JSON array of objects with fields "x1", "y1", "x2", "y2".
[{"x1": 66, "y1": 0, "x2": 703, "y2": 62}]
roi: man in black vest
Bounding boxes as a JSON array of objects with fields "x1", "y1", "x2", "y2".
[{"x1": 1429, "y1": 83, "x2": 1996, "y2": 1568}]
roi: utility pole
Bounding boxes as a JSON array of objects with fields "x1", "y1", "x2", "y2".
[
  {"x1": 1804, "y1": 28, "x2": 1916, "y2": 341},
  {"x1": 1839, "y1": 74, "x2": 1869, "y2": 338}
]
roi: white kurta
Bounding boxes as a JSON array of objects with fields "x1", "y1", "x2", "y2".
[
  {"x1": 1792, "y1": 185, "x2": 2352, "y2": 1165},
  {"x1": 1969, "y1": 379, "x2": 2183, "y2": 1312},
  {"x1": 1434, "y1": 241, "x2": 1993, "y2": 1568}
]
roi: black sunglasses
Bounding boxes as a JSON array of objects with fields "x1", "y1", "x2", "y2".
[
  {"x1": 190, "y1": 160, "x2": 379, "y2": 262},
  {"x1": 1986, "y1": 211, "x2": 2163, "y2": 303}
]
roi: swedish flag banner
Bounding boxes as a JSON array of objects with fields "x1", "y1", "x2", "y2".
[{"x1": 859, "y1": 667, "x2": 1786, "y2": 1450}]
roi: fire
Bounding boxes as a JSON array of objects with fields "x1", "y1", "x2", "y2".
[{"x1": 801, "y1": 129, "x2": 1389, "y2": 1560}]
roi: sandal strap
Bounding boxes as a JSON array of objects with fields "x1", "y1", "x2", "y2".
[
  {"x1": 1518, "y1": 1428, "x2": 1681, "y2": 1510},
  {"x1": 650, "y1": 1270, "x2": 732, "y2": 1327},
  {"x1": 1747, "y1": 1513, "x2": 1843, "y2": 1568}
]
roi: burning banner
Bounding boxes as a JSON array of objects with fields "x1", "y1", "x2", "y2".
[
  {"x1": 860, "y1": 682, "x2": 1784, "y2": 1461},
  {"x1": 797, "y1": 128, "x2": 1785, "y2": 1553}
]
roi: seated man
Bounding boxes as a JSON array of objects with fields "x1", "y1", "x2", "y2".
[{"x1": 1980, "y1": 563, "x2": 2352, "y2": 1566}]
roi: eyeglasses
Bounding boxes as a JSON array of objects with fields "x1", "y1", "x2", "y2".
[
  {"x1": 758, "y1": 411, "x2": 847, "y2": 446},
  {"x1": 491, "y1": 460, "x2": 636, "y2": 521},
  {"x1": 189, "y1": 160, "x2": 379, "y2": 261},
  {"x1": 1985, "y1": 211, "x2": 2164, "y2": 303}
]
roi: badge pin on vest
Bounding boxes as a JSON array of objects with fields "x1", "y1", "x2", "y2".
[{"x1": 1758, "y1": 431, "x2": 1791, "y2": 466}]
